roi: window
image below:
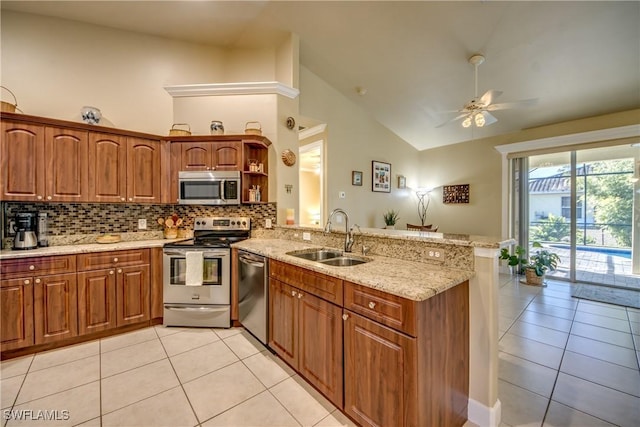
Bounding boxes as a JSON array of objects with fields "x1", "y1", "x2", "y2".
[{"x1": 561, "y1": 197, "x2": 582, "y2": 219}]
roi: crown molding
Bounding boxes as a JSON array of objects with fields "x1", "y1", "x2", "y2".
[
  {"x1": 164, "y1": 81, "x2": 300, "y2": 99},
  {"x1": 299, "y1": 123, "x2": 327, "y2": 140}
]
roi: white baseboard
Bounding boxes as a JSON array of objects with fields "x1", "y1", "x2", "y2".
[{"x1": 468, "y1": 398, "x2": 501, "y2": 427}]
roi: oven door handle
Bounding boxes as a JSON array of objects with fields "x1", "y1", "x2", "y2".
[
  {"x1": 163, "y1": 251, "x2": 186, "y2": 256},
  {"x1": 164, "y1": 305, "x2": 229, "y2": 313}
]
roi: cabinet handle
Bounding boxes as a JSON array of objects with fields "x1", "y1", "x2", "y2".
[
  {"x1": 113, "y1": 257, "x2": 118, "y2": 263},
  {"x1": 37, "y1": 195, "x2": 42, "y2": 200},
  {"x1": 117, "y1": 268, "x2": 122, "y2": 274},
  {"x1": 368, "y1": 301, "x2": 376, "y2": 309},
  {"x1": 24, "y1": 279, "x2": 30, "y2": 285},
  {"x1": 47, "y1": 196, "x2": 52, "y2": 200},
  {"x1": 121, "y1": 197, "x2": 125, "y2": 201},
  {"x1": 342, "y1": 314, "x2": 349, "y2": 321},
  {"x1": 128, "y1": 198, "x2": 133, "y2": 202},
  {"x1": 298, "y1": 293, "x2": 303, "y2": 299},
  {"x1": 291, "y1": 290, "x2": 297, "y2": 297},
  {"x1": 29, "y1": 265, "x2": 35, "y2": 271},
  {"x1": 35, "y1": 278, "x2": 41, "y2": 284}
]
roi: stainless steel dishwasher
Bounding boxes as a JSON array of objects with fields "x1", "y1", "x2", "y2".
[{"x1": 238, "y1": 250, "x2": 268, "y2": 344}]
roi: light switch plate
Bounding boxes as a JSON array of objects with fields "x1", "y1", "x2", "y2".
[
  {"x1": 339, "y1": 191, "x2": 346, "y2": 199},
  {"x1": 265, "y1": 218, "x2": 272, "y2": 228},
  {"x1": 302, "y1": 232, "x2": 311, "y2": 241},
  {"x1": 138, "y1": 219, "x2": 147, "y2": 230}
]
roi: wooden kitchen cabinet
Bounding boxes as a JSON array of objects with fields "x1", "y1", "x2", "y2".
[
  {"x1": 127, "y1": 137, "x2": 162, "y2": 203},
  {"x1": 0, "y1": 278, "x2": 35, "y2": 351},
  {"x1": 45, "y1": 126, "x2": 89, "y2": 202},
  {"x1": 34, "y1": 272, "x2": 78, "y2": 344},
  {"x1": 88, "y1": 132, "x2": 128, "y2": 203},
  {"x1": 241, "y1": 139, "x2": 269, "y2": 204},
  {"x1": 77, "y1": 249, "x2": 150, "y2": 331},
  {"x1": 179, "y1": 140, "x2": 241, "y2": 171},
  {"x1": 0, "y1": 121, "x2": 45, "y2": 201},
  {"x1": 269, "y1": 261, "x2": 344, "y2": 408}
]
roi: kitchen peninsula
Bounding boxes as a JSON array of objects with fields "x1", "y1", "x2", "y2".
[{"x1": 234, "y1": 225, "x2": 512, "y2": 427}]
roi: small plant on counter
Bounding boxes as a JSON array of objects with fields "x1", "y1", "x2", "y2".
[{"x1": 383, "y1": 209, "x2": 400, "y2": 228}]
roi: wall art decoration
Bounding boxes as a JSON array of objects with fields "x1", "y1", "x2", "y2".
[
  {"x1": 372, "y1": 161, "x2": 391, "y2": 193},
  {"x1": 352, "y1": 170, "x2": 363, "y2": 186},
  {"x1": 397, "y1": 175, "x2": 406, "y2": 189},
  {"x1": 443, "y1": 184, "x2": 470, "y2": 204}
]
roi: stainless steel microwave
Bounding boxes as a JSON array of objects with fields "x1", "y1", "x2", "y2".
[{"x1": 178, "y1": 171, "x2": 241, "y2": 205}]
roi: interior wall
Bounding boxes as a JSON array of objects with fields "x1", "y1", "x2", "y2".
[
  {"x1": 299, "y1": 67, "x2": 422, "y2": 229},
  {"x1": 299, "y1": 171, "x2": 321, "y2": 225}
]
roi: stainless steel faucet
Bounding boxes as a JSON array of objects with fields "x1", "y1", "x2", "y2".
[{"x1": 324, "y1": 208, "x2": 354, "y2": 252}]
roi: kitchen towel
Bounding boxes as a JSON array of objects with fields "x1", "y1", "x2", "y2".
[{"x1": 185, "y1": 251, "x2": 204, "y2": 286}]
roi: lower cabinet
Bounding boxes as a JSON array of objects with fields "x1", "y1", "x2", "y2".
[
  {"x1": 77, "y1": 269, "x2": 117, "y2": 335},
  {"x1": 0, "y1": 278, "x2": 34, "y2": 351},
  {"x1": 269, "y1": 277, "x2": 343, "y2": 408},
  {"x1": 117, "y1": 264, "x2": 150, "y2": 326},
  {"x1": 34, "y1": 273, "x2": 78, "y2": 344},
  {"x1": 343, "y1": 310, "x2": 417, "y2": 427}
]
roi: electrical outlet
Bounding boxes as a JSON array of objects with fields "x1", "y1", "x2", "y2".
[
  {"x1": 302, "y1": 232, "x2": 311, "y2": 241},
  {"x1": 424, "y1": 247, "x2": 445, "y2": 261},
  {"x1": 138, "y1": 219, "x2": 147, "y2": 230},
  {"x1": 265, "y1": 218, "x2": 272, "y2": 228},
  {"x1": 339, "y1": 191, "x2": 346, "y2": 199}
]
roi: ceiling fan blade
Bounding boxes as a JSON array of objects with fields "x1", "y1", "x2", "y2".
[
  {"x1": 479, "y1": 89, "x2": 503, "y2": 106},
  {"x1": 436, "y1": 113, "x2": 469, "y2": 128},
  {"x1": 487, "y1": 98, "x2": 539, "y2": 111},
  {"x1": 480, "y1": 111, "x2": 498, "y2": 126}
]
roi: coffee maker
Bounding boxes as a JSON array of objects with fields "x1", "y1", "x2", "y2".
[{"x1": 13, "y1": 212, "x2": 38, "y2": 250}]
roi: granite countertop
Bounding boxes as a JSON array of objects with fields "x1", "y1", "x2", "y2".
[
  {"x1": 233, "y1": 238, "x2": 474, "y2": 302},
  {"x1": 0, "y1": 239, "x2": 179, "y2": 260}
]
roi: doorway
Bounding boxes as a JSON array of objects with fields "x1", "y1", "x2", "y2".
[
  {"x1": 299, "y1": 127, "x2": 325, "y2": 226},
  {"x1": 523, "y1": 145, "x2": 639, "y2": 289}
]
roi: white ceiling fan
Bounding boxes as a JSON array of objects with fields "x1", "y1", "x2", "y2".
[{"x1": 437, "y1": 54, "x2": 537, "y2": 129}]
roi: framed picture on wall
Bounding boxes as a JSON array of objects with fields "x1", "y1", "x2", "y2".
[
  {"x1": 397, "y1": 175, "x2": 406, "y2": 189},
  {"x1": 372, "y1": 161, "x2": 391, "y2": 193},
  {"x1": 352, "y1": 170, "x2": 363, "y2": 186}
]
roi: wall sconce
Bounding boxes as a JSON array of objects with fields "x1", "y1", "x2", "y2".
[{"x1": 415, "y1": 188, "x2": 433, "y2": 226}]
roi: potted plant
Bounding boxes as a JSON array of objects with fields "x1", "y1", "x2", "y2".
[
  {"x1": 525, "y1": 242, "x2": 561, "y2": 286},
  {"x1": 383, "y1": 209, "x2": 400, "y2": 229},
  {"x1": 499, "y1": 245, "x2": 527, "y2": 275}
]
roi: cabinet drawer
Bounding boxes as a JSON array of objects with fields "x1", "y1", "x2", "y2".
[
  {"x1": 77, "y1": 249, "x2": 149, "y2": 271},
  {"x1": 344, "y1": 281, "x2": 416, "y2": 336},
  {"x1": 0, "y1": 255, "x2": 76, "y2": 279},
  {"x1": 270, "y1": 260, "x2": 343, "y2": 306}
]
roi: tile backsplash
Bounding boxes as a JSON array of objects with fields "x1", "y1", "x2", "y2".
[{"x1": 2, "y1": 202, "x2": 276, "y2": 248}]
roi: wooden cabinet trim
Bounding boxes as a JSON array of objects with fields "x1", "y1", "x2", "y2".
[
  {"x1": 77, "y1": 249, "x2": 150, "y2": 271},
  {"x1": 269, "y1": 260, "x2": 343, "y2": 306},
  {"x1": 0, "y1": 255, "x2": 76, "y2": 279}
]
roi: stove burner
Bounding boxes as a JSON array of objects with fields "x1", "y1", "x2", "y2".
[{"x1": 163, "y1": 216, "x2": 251, "y2": 250}]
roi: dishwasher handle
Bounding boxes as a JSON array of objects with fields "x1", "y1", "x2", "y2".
[{"x1": 239, "y1": 252, "x2": 265, "y2": 267}]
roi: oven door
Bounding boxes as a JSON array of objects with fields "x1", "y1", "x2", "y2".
[{"x1": 163, "y1": 248, "x2": 230, "y2": 305}]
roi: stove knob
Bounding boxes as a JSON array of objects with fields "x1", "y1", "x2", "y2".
[
  {"x1": 231, "y1": 221, "x2": 236, "y2": 225},
  {"x1": 242, "y1": 221, "x2": 247, "y2": 226},
  {"x1": 196, "y1": 221, "x2": 201, "y2": 226}
]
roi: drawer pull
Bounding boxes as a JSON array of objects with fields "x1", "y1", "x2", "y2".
[
  {"x1": 109, "y1": 270, "x2": 115, "y2": 275},
  {"x1": 47, "y1": 196, "x2": 52, "y2": 200},
  {"x1": 298, "y1": 293, "x2": 303, "y2": 299},
  {"x1": 342, "y1": 313, "x2": 349, "y2": 321},
  {"x1": 35, "y1": 278, "x2": 41, "y2": 284},
  {"x1": 117, "y1": 269, "x2": 122, "y2": 274},
  {"x1": 24, "y1": 279, "x2": 30, "y2": 285},
  {"x1": 113, "y1": 257, "x2": 119, "y2": 263},
  {"x1": 121, "y1": 197, "x2": 125, "y2": 201},
  {"x1": 368, "y1": 301, "x2": 376, "y2": 309},
  {"x1": 29, "y1": 265, "x2": 35, "y2": 271},
  {"x1": 37, "y1": 195, "x2": 43, "y2": 200},
  {"x1": 291, "y1": 290, "x2": 297, "y2": 297}
]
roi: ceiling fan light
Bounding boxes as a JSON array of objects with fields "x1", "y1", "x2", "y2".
[
  {"x1": 474, "y1": 112, "x2": 485, "y2": 127},
  {"x1": 462, "y1": 116, "x2": 472, "y2": 128}
]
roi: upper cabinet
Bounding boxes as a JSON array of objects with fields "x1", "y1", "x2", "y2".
[
  {"x1": 178, "y1": 140, "x2": 241, "y2": 171},
  {"x1": 1, "y1": 113, "x2": 167, "y2": 204}
]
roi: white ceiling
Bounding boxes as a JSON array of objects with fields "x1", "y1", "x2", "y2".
[{"x1": 3, "y1": 1, "x2": 639, "y2": 151}]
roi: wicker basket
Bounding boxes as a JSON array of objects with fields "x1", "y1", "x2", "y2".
[
  {"x1": 1, "y1": 86, "x2": 19, "y2": 113},
  {"x1": 525, "y1": 268, "x2": 544, "y2": 286},
  {"x1": 169, "y1": 123, "x2": 191, "y2": 136},
  {"x1": 245, "y1": 121, "x2": 262, "y2": 135}
]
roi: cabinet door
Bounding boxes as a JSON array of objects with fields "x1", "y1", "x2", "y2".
[
  {"x1": 0, "y1": 121, "x2": 45, "y2": 201},
  {"x1": 127, "y1": 137, "x2": 161, "y2": 203},
  {"x1": 34, "y1": 273, "x2": 78, "y2": 344},
  {"x1": 77, "y1": 269, "x2": 117, "y2": 335},
  {"x1": 344, "y1": 311, "x2": 417, "y2": 427},
  {"x1": 116, "y1": 264, "x2": 150, "y2": 326},
  {"x1": 88, "y1": 133, "x2": 127, "y2": 203},
  {"x1": 213, "y1": 141, "x2": 241, "y2": 170},
  {"x1": 268, "y1": 278, "x2": 297, "y2": 368},
  {"x1": 298, "y1": 291, "x2": 343, "y2": 408},
  {"x1": 181, "y1": 142, "x2": 213, "y2": 171},
  {"x1": 0, "y1": 278, "x2": 34, "y2": 351},
  {"x1": 44, "y1": 127, "x2": 88, "y2": 202}
]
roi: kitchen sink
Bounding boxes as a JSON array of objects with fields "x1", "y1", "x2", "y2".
[
  {"x1": 317, "y1": 256, "x2": 369, "y2": 267},
  {"x1": 286, "y1": 249, "x2": 343, "y2": 261}
]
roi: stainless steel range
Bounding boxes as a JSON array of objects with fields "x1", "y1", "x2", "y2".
[{"x1": 163, "y1": 216, "x2": 250, "y2": 328}]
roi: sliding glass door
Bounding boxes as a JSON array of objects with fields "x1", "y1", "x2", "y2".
[{"x1": 523, "y1": 145, "x2": 639, "y2": 289}]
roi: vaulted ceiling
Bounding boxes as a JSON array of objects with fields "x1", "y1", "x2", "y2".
[{"x1": 3, "y1": 1, "x2": 639, "y2": 151}]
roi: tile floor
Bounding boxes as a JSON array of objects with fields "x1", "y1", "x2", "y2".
[
  {"x1": 1, "y1": 274, "x2": 639, "y2": 427},
  {"x1": 498, "y1": 274, "x2": 640, "y2": 427}
]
